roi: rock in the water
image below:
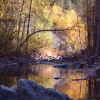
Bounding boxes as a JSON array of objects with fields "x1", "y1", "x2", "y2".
[
  {"x1": 0, "y1": 79, "x2": 73, "y2": 100},
  {"x1": 53, "y1": 63, "x2": 68, "y2": 68}
]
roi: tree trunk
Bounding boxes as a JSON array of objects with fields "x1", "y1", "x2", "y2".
[
  {"x1": 95, "y1": 0, "x2": 100, "y2": 56},
  {"x1": 25, "y1": 0, "x2": 32, "y2": 55}
]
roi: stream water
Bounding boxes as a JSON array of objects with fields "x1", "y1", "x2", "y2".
[{"x1": 0, "y1": 64, "x2": 100, "y2": 100}]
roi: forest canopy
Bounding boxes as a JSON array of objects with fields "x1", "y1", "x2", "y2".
[{"x1": 0, "y1": 0, "x2": 100, "y2": 57}]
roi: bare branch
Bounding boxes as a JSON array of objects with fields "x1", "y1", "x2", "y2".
[{"x1": 20, "y1": 25, "x2": 76, "y2": 47}]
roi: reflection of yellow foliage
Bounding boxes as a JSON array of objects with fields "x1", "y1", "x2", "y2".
[
  {"x1": 55, "y1": 72, "x2": 87, "y2": 100},
  {"x1": 26, "y1": 65, "x2": 58, "y2": 88}
]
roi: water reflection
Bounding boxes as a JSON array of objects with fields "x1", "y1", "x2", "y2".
[
  {"x1": 0, "y1": 64, "x2": 89, "y2": 100},
  {"x1": 88, "y1": 76, "x2": 100, "y2": 100},
  {"x1": 54, "y1": 69, "x2": 88, "y2": 100}
]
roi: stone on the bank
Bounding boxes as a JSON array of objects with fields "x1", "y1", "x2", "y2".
[{"x1": 0, "y1": 85, "x2": 18, "y2": 100}]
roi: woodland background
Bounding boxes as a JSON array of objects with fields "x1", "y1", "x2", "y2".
[{"x1": 0, "y1": 0, "x2": 100, "y2": 58}]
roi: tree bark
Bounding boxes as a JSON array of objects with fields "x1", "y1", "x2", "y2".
[{"x1": 95, "y1": 0, "x2": 100, "y2": 56}]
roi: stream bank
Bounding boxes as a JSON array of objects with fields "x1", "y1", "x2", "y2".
[{"x1": 1, "y1": 54, "x2": 100, "y2": 75}]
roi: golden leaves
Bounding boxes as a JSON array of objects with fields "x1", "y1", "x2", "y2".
[{"x1": 51, "y1": 4, "x2": 87, "y2": 52}]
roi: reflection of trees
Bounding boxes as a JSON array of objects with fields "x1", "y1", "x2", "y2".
[
  {"x1": 53, "y1": 69, "x2": 68, "y2": 89},
  {"x1": 1, "y1": 64, "x2": 96, "y2": 100},
  {"x1": 88, "y1": 76, "x2": 100, "y2": 99},
  {"x1": 0, "y1": 75, "x2": 17, "y2": 87},
  {"x1": 0, "y1": 64, "x2": 57, "y2": 88},
  {"x1": 53, "y1": 70, "x2": 87, "y2": 100},
  {"x1": 24, "y1": 64, "x2": 58, "y2": 88}
]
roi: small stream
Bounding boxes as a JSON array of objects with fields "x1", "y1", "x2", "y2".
[{"x1": 0, "y1": 64, "x2": 100, "y2": 100}]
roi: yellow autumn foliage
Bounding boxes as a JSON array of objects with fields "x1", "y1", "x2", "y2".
[
  {"x1": 28, "y1": 32, "x2": 54, "y2": 52},
  {"x1": 51, "y1": 4, "x2": 87, "y2": 52}
]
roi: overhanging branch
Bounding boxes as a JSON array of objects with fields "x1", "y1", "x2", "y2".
[{"x1": 20, "y1": 25, "x2": 78, "y2": 48}]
